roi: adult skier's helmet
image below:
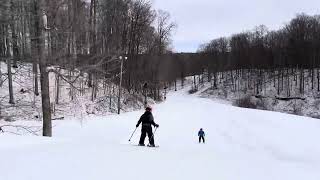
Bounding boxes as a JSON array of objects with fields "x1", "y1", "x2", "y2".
[{"x1": 146, "y1": 106, "x2": 152, "y2": 111}]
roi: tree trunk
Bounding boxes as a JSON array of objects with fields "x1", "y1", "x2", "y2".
[
  {"x1": 317, "y1": 68, "x2": 319, "y2": 92},
  {"x1": 299, "y1": 69, "x2": 303, "y2": 94},
  {"x1": 213, "y1": 72, "x2": 217, "y2": 88},
  {"x1": 31, "y1": 0, "x2": 39, "y2": 96},
  {"x1": 10, "y1": 2, "x2": 18, "y2": 68},
  {"x1": 55, "y1": 71, "x2": 60, "y2": 104},
  {"x1": 118, "y1": 58, "x2": 123, "y2": 114},
  {"x1": 39, "y1": 62, "x2": 52, "y2": 137},
  {"x1": 7, "y1": 58, "x2": 14, "y2": 104},
  {"x1": 0, "y1": 59, "x2": 2, "y2": 87},
  {"x1": 5, "y1": 26, "x2": 14, "y2": 104},
  {"x1": 277, "y1": 69, "x2": 280, "y2": 95},
  {"x1": 311, "y1": 68, "x2": 314, "y2": 90},
  {"x1": 174, "y1": 79, "x2": 177, "y2": 91},
  {"x1": 37, "y1": 0, "x2": 52, "y2": 137},
  {"x1": 193, "y1": 75, "x2": 196, "y2": 90},
  {"x1": 33, "y1": 63, "x2": 39, "y2": 96}
]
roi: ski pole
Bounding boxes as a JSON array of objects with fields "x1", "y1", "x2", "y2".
[
  {"x1": 153, "y1": 127, "x2": 158, "y2": 137},
  {"x1": 149, "y1": 127, "x2": 158, "y2": 142},
  {"x1": 147, "y1": 127, "x2": 158, "y2": 146},
  {"x1": 128, "y1": 127, "x2": 138, "y2": 142}
]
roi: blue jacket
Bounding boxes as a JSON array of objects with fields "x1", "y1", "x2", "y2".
[{"x1": 198, "y1": 130, "x2": 205, "y2": 137}]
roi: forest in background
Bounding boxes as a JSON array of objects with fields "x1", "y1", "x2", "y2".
[
  {"x1": 198, "y1": 14, "x2": 320, "y2": 95},
  {"x1": 196, "y1": 14, "x2": 320, "y2": 117},
  {"x1": 0, "y1": 0, "x2": 176, "y2": 136}
]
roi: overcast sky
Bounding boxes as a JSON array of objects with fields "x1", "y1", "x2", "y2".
[{"x1": 153, "y1": 0, "x2": 320, "y2": 52}]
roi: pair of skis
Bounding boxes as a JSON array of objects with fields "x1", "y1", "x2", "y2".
[{"x1": 135, "y1": 144, "x2": 159, "y2": 148}]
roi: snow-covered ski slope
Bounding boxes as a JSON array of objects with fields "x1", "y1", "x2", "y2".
[{"x1": 1, "y1": 89, "x2": 320, "y2": 180}]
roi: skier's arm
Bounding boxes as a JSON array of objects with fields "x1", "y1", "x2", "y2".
[
  {"x1": 150, "y1": 115, "x2": 159, "y2": 127},
  {"x1": 136, "y1": 116, "x2": 143, "y2": 127}
]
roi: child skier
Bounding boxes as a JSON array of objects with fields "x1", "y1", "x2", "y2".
[{"x1": 198, "y1": 128, "x2": 205, "y2": 143}]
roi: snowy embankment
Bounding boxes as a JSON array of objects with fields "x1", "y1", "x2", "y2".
[
  {"x1": 1, "y1": 89, "x2": 320, "y2": 180},
  {"x1": 197, "y1": 79, "x2": 320, "y2": 119}
]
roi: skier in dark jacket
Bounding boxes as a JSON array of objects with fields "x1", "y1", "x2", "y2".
[
  {"x1": 198, "y1": 128, "x2": 205, "y2": 143},
  {"x1": 136, "y1": 106, "x2": 159, "y2": 147}
]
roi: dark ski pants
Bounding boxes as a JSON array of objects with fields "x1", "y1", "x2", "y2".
[
  {"x1": 139, "y1": 125, "x2": 154, "y2": 145},
  {"x1": 199, "y1": 136, "x2": 205, "y2": 143}
]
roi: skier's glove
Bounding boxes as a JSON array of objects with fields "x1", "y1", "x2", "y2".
[
  {"x1": 155, "y1": 124, "x2": 159, "y2": 128},
  {"x1": 136, "y1": 124, "x2": 139, "y2": 128}
]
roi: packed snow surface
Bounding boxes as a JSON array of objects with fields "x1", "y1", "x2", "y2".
[{"x1": 1, "y1": 89, "x2": 320, "y2": 180}]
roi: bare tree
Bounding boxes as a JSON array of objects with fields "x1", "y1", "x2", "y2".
[
  {"x1": 155, "y1": 10, "x2": 176, "y2": 55},
  {"x1": 38, "y1": 0, "x2": 52, "y2": 137}
]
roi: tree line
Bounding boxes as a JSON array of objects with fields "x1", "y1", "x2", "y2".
[{"x1": 198, "y1": 14, "x2": 320, "y2": 97}]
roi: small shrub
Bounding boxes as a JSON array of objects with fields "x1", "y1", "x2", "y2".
[
  {"x1": 222, "y1": 88, "x2": 228, "y2": 98},
  {"x1": 272, "y1": 99, "x2": 278, "y2": 106},
  {"x1": 188, "y1": 88, "x2": 198, "y2": 94},
  {"x1": 309, "y1": 113, "x2": 320, "y2": 119},
  {"x1": 313, "y1": 100, "x2": 320, "y2": 110},
  {"x1": 4, "y1": 116, "x2": 14, "y2": 122},
  {"x1": 256, "y1": 98, "x2": 269, "y2": 110},
  {"x1": 234, "y1": 95, "x2": 258, "y2": 109},
  {"x1": 292, "y1": 101, "x2": 303, "y2": 116}
]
